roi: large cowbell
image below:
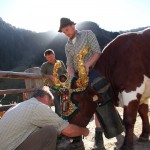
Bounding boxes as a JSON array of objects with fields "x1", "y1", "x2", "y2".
[
  {"x1": 96, "y1": 98, "x2": 124, "y2": 139},
  {"x1": 93, "y1": 75, "x2": 124, "y2": 139}
]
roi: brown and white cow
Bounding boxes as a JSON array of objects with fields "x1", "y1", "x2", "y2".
[
  {"x1": 21, "y1": 29, "x2": 150, "y2": 150},
  {"x1": 94, "y1": 28, "x2": 150, "y2": 150}
]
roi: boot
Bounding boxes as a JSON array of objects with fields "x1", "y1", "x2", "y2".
[
  {"x1": 70, "y1": 136, "x2": 85, "y2": 150},
  {"x1": 91, "y1": 128, "x2": 106, "y2": 150},
  {"x1": 56, "y1": 136, "x2": 71, "y2": 150}
]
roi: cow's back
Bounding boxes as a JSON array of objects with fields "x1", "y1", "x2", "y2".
[
  {"x1": 96, "y1": 28, "x2": 150, "y2": 92},
  {"x1": 95, "y1": 28, "x2": 150, "y2": 150}
]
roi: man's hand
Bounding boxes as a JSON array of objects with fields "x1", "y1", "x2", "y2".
[
  {"x1": 82, "y1": 127, "x2": 90, "y2": 137},
  {"x1": 61, "y1": 124, "x2": 90, "y2": 137}
]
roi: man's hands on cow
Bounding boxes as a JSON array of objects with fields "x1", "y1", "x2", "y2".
[{"x1": 83, "y1": 127, "x2": 90, "y2": 137}]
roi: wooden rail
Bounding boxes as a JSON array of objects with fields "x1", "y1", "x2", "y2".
[
  {"x1": 0, "y1": 88, "x2": 36, "y2": 95},
  {"x1": 0, "y1": 68, "x2": 52, "y2": 116},
  {"x1": 0, "y1": 104, "x2": 15, "y2": 111},
  {"x1": 0, "y1": 70, "x2": 53, "y2": 95},
  {"x1": 0, "y1": 70, "x2": 53, "y2": 79}
]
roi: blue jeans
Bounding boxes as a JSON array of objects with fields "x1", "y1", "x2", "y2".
[
  {"x1": 89, "y1": 70, "x2": 102, "y2": 85},
  {"x1": 51, "y1": 90, "x2": 61, "y2": 116}
]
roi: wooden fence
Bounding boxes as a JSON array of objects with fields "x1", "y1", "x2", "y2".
[{"x1": 0, "y1": 67, "x2": 52, "y2": 117}]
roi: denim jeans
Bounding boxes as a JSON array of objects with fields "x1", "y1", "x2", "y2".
[
  {"x1": 89, "y1": 69, "x2": 102, "y2": 85},
  {"x1": 51, "y1": 90, "x2": 61, "y2": 116}
]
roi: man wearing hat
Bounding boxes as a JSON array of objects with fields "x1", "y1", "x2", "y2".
[{"x1": 58, "y1": 17, "x2": 106, "y2": 150}]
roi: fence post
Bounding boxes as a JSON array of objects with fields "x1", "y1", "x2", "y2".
[{"x1": 24, "y1": 67, "x2": 43, "y2": 99}]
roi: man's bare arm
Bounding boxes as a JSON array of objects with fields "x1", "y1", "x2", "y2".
[
  {"x1": 85, "y1": 52, "x2": 100, "y2": 73},
  {"x1": 67, "y1": 65, "x2": 75, "y2": 78},
  {"x1": 61, "y1": 124, "x2": 89, "y2": 137}
]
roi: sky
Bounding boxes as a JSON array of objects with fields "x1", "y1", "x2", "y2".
[{"x1": 0, "y1": 0, "x2": 149, "y2": 33}]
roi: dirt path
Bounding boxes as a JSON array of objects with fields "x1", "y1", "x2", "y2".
[{"x1": 83, "y1": 107, "x2": 150, "y2": 150}]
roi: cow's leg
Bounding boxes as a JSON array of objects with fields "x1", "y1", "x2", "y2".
[
  {"x1": 138, "y1": 102, "x2": 150, "y2": 142},
  {"x1": 120, "y1": 100, "x2": 139, "y2": 150}
]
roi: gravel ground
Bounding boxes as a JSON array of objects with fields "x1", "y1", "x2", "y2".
[{"x1": 83, "y1": 107, "x2": 150, "y2": 150}]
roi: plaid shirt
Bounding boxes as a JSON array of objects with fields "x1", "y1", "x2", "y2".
[
  {"x1": 65, "y1": 30, "x2": 101, "y2": 72},
  {"x1": 0, "y1": 98, "x2": 68, "y2": 150}
]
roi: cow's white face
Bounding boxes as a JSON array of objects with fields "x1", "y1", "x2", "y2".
[{"x1": 118, "y1": 75, "x2": 150, "y2": 107}]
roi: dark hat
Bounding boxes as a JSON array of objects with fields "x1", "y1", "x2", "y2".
[{"x1": 58, "y1": 18, "x2": 76, "y2": 32}]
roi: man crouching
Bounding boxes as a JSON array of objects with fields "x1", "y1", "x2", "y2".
[{"x1": 0, "y1": 86, "x2": 89, "y2": 150}]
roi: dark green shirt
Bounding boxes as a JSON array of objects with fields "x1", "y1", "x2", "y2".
[
  {"x1": 41, "y1": 60, "x2": 67, "y2": 76},
  {"x1": 41, "y1": 60, "x2": 67, "y2": 86}
]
